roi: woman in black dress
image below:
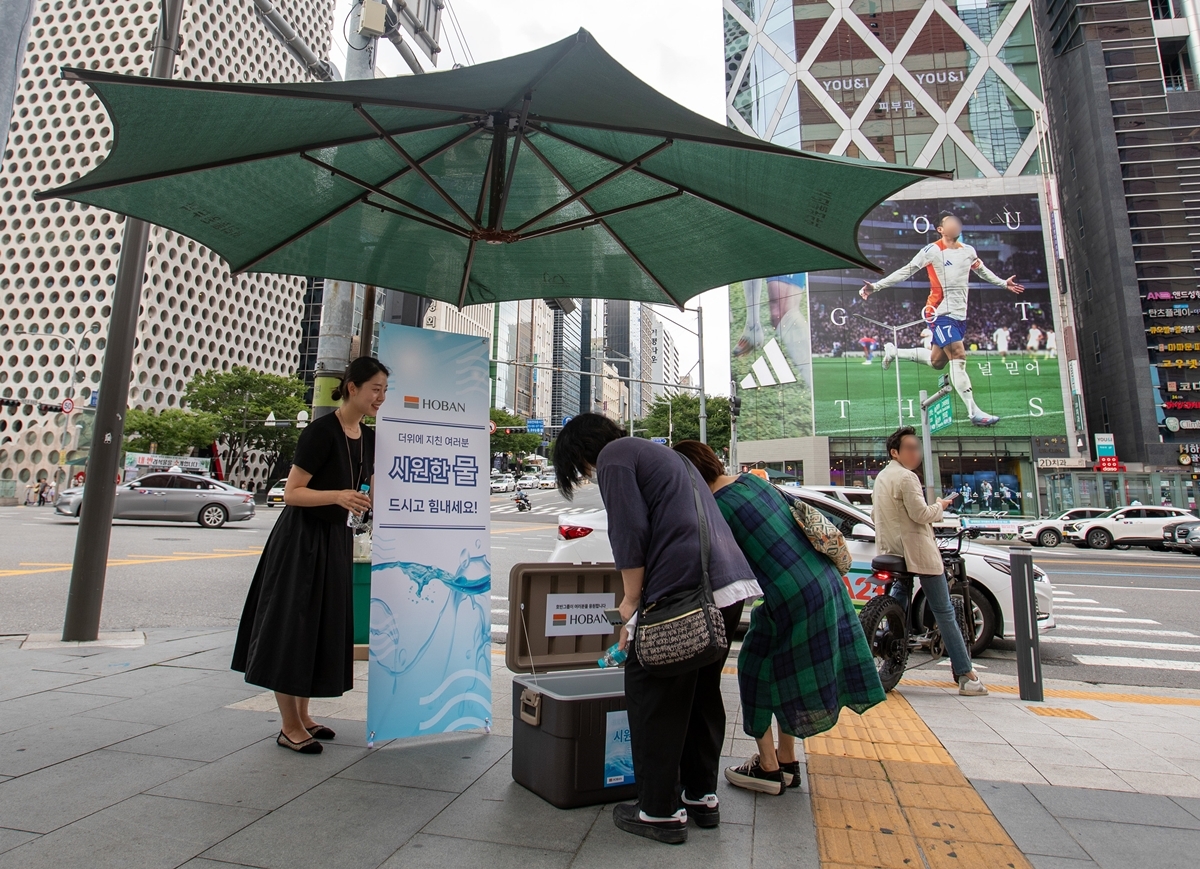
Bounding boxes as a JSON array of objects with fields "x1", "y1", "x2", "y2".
[{"x1": 232, "y1": 356, "x2": 389, "y2": 754}]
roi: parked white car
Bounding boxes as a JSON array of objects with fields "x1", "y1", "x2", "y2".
[
  {"x1": 1018, "y1": 508, "x2": 1108, "y2": 547},
  {"x1": 490, "y1": 476, "x2": 516, "y2": 493},
  {"x1": 265, "y1": 479, "x2": 286, "y2": 507},
  {"x1": 1062, "y1": 505, "x2": 1197, "y2": 550},
  {"x1": 549, "y1": 487, "x2": 1055, "y2": 655},
  {"x1": 806, "y1": 485, "x2": 876, "y2": 513},
  {"x1": 517, "y1": 474, "x2": 541, "y2": 490}
]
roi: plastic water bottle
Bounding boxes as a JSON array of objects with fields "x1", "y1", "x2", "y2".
[
  {"x1": 347, "y1": 483, "x2": 371, "y2": 531},
  {"x1": 598, "y1": 643, "x2": 627, "y2": 669}
]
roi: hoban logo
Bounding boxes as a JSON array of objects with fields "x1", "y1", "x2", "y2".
[{"x1": 404, "y1": 394, "x2": 467, "y2": 413}]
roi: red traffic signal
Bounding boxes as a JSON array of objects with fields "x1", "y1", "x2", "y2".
[{"x1": 505, "y1": 428, "x2": 512, "y2": 435}]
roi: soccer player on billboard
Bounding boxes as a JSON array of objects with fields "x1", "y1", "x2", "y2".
[{"x1": 860, "y1": 213, "x2": 1025, "y2": 426}]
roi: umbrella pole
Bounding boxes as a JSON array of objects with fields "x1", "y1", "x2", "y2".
[{"x1": 62, "y1": 0, "x2": 185, "y2": 642}]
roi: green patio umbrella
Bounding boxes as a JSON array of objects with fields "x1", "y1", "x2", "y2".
[{"x1": 39, "y1": 30, "x2": 937, "y2": 308}]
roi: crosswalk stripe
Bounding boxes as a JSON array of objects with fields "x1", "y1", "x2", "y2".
[
  {"x1": 1041, "y1": 636, "x2": 1200, "y2": 653},
  {"x1": 1073, "y1": 655, "x2": 1200, "y2": 672},
  {"x1": 1054, "y1": 625, "x2": 1197, "y2": 638},
  {"x1": 1055, "y1": 614, "x2": 1159, "y2": 624},
  {"x1": 1053, "y1": 605, "x2": 1126, "y2": 612},
  {"x1": 1056, "y1": 598, "x2": 1098, "y2": 604}
]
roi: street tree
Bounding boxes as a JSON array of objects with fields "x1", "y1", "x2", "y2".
[
  {"x1": 123, "y1": 407, "x2": 219, "y2": 456},
  {"x1": 640, "y1": 393, "x2": 731, "y2": 453},
  {"x1": 185, "y1": 367, "x2": 308, "y2": 482}
]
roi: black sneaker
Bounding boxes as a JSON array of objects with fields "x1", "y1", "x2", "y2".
[
  {"x1": 612, "y1": 803, "x2": 688, "y2": 844},
  {"x1": 780, "y1": 760, "x2": 802, "y2": 789},
  {"x1": 724, "y1": 754, "x2": 784, "y2": 795},
  {"x1": 681, "y1": 792, "x2": 720, "y2": 828}
]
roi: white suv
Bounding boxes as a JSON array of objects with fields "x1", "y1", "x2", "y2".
[
  {"x1": 1062, "y1": 506, "x2": 1196, "y2": 550},
  {"x1": 1019, "y1": 508, "x2": 1109, "y2": 548}
]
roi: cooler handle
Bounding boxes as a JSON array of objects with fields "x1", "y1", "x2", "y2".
[{"x1": 519, "y1": 688, "x2": 542, "y2": 726}]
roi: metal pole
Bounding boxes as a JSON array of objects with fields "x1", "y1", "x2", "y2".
[
  {"x1": 728, "y1": 381, "x2": 738, "y2": 474},
  {"x1": 1009, "y1": 543, "x2": 1044, "y2": 701},
  {"x1": 62, "y1": 0, "x2": 184, "y2": 642},
  {"x1": 358, "y1": 284, "x2": 377, "y2": 357},
  {"x1": 312, "y1": 1, "x2": 377, "y2": 419},
  {"x1": 251, "y1": 0, "x2": 334, "y2": 80},
  {"x1": 894, "y1": 325, "x2": 903, "y2": 428},
  {"x1": 919, "y1": 389, "x2": 935, "y2": 501},
  {"x1": 697, "y1": 305, "x2": 707, "y2": 444}
]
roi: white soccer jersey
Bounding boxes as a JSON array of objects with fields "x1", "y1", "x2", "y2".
[
  {"x1": 868, "y1": 239, "x2": 1008, "y2": 321},
  {"x1": 1027, "y1": 327, "x2": 1043, "y2": 347},
  {"x1": 993, "y1": 327, "x2": 1009, "y2": 349}
]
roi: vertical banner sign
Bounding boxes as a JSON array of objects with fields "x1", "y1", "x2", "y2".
[{"x1": 368, "y1": 324, "x2": 492, "y2": 741}]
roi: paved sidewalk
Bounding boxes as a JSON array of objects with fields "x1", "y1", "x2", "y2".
[
  {"x1": 0, "y1": 629, "x2": 818, "y2": 869},
  {"x1": 901, "y1": 674, "x2": 1200, "y2": 869}
]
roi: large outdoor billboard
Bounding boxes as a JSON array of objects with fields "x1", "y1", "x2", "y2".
[{"x1": 732, "y1": 192, "x2": 1070, "y2": 442}]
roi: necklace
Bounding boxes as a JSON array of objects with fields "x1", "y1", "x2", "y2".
[{"x1": 337, "y1": 411, "x2": 364, "y2": 490}]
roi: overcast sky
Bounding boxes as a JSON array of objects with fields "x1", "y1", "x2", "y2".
[{"x1": 328, "y1": 0, "x2": 733, "y2": 393}]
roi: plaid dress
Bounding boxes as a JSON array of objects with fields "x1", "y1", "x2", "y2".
[{"x1": 715, "y1": 473, "x2": 884, "y2": 739}]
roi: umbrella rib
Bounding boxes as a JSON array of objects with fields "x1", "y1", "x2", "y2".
[
  {"x1": 510, "y1": 138, "x2": 674, "y2": 234},
  {"x1": 492, "y1": 94, "x2": 531, "y2": 232},
  {"x1": 299, "y1": 153, "x2": 469, "y2": 235},
  {"x1": 458, "y1": 132, "x2": 498, "y2": 308},
  {"x1": 523, "y1": 136, "x2": 682, "y2": 308},
  {"x1": 35, "y1": 118, "x2": 477, "y2": 202},
  {"x1": 354, "y1": 104, "x2": 480, "y2": 231},
  {"x1": 517, "y1": 190, "x2": 683, "y2": 241},
  {"x1": 232, "y1": 193, "x2": 368, "y2": 274},
  {"x1": 367, "y1": 200, "x2": 472, "y2": 238},
  {"x1": 530, "y1": 123, "x2": 880, "y2": 272},
  {"x1": 504, "y1": 34, "x2": 587, "y2": 112}
]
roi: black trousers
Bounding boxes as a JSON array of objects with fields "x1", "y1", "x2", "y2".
[{"x1": 623, "y1": 602, "x2": 744, "y2": 818}]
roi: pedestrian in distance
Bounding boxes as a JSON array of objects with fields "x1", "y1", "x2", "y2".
[
  {"x1": 555, "y1": 414, "x2": 762, "y2": 845},
  {"x1": 673, "y1": 441, "x2": 885, "y2": 796},
  {"x1": 231, "y1": 356, "x2": 389, "y2": 754},
  {"x1": 874, "y1": 426, "x2": 988, "y2": 696}
]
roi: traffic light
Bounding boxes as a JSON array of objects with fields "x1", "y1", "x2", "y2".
[
  {"x1": 0, "y1": 398, "x2": 18, "y2": 408},
  {"x1": 505, "y1": 428, "x2": 512, "y2": 435},
  {"x1": 38, "y1": 403, "x2": 64, "y2": 414},
  {"x1": 730, "y1": 393, "x2": 742, "y2": 420}
]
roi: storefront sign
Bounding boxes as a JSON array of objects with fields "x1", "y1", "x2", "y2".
[
  {"x1": 368, "y1": 323, "x2": 492, "y2": 741},
  {"x1": 1037, "y1": 457, "x2": 1087, "y2": 468}
]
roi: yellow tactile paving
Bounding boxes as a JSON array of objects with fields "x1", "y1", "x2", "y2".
[
  {"x1": 805, "y1": 691, "x2": 1035, "y2": 869},
  {"x1": 1027, "y1": 707, "x2": 1098, "y2": 720},
  {"x1": 901, "y1": 678, "x2": 1200, "y2": 707}
]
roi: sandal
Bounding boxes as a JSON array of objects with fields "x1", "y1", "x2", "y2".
[
  {"x1": 276, "y1": 730, "x2": 322, "y2": 754},
  {"x1": 304, "y1": 723, "x2": 336, "y2": 740}
]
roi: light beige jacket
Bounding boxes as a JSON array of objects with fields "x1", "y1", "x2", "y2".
[{"x1": 872, "y1": 460, "x2": 945, "y2": 576}]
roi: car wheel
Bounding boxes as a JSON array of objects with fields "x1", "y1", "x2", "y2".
[
  {"x1": 1037, "y1": 528, "x2": 1061, "y2": 548},
  {"x1": 1086, "y1": 527, "x2": 1113, "y2": 550},
  {"x1": 198, "y1": 504, "x2": 228, "y2": 528},
  {"x1": 960, "y1": 585, "x2": 995, "y2": 657}
]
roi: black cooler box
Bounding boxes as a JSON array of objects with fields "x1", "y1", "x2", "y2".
[{"x1": 507, "y1": 563, "x2": 637, "y2": 809}]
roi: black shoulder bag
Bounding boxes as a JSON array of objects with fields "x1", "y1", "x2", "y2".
[{"x1": 633, "y1": 454, "x2": 729, "y2": 676}]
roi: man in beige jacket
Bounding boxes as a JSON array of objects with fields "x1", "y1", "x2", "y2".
[{"x1": 874, "y1": 426, "x2": 987, "y2": 696}]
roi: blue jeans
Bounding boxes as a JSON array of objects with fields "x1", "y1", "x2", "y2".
[{"x1": 889, "y1": 572, "x2": 973, "y2": 679}]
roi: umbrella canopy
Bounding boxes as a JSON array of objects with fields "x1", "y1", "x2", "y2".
[{"x1": 40, "y1": 30, "x2": 938, "y2": 309}]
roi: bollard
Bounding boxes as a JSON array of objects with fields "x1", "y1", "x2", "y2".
[{"x1": 1009, "y1": 543, "x2": 1044, "y2": 702}]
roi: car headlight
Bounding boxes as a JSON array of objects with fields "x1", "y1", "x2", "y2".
[{"x1": 983, "y1": 557, "x2": 1049, "y2": 582}]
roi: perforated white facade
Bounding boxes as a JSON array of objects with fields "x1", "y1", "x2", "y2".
[{"x1": 0, "y1": 0, "x2": 334, "y2": 487}]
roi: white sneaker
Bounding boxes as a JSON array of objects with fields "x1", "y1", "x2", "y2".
[
  {"x1": 958, "y1": 674, "x2": 988, "y2": 696},
  {"x1": 970, "y1": 412, "x2": 1000, "y2": 427},
  {"x1": 862, "y1": 358, "x2": 873, "y2": 365},
  {"x1": 881, "y1": 342, "x2": 897, "y2": 370}
]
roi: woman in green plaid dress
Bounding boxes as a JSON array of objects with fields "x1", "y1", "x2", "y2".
[{"x1": 675, "y1": 442, "x2": 884, "y2": 795}]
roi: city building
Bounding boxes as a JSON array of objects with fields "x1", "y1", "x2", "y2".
[
  {"x1": 1033, "y1": 0, "x2": 1200, "y2": 509},
  {"x1": 598, "y1": 359, "x2": 629, "y2": 424},
  {"x1": 491, "y1": 298, "x2": 552, "y2": 422},
  {"x1": 649, "y1": 311, "x2": 681, "y2": 400},
  {"x1": 723, "y1": 0, "x2": 1086, "y2": 515},
  {"x1": 549, "y1": 300, "x2": 582, "y2": 428},
  {"x1": 602, "y1": 299, "x2": 646, "y2": 419},
  {"x1": 0, "y1": 0, "x2": 335, "y2": 488}
]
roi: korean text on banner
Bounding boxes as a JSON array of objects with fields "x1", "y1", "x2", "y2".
[{"x1": 367, "y1": 324, "x2": 493, "y2": 741}]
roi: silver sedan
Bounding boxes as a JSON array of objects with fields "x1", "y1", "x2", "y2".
[{"x1": 55, "y1": 472, "x2": 256, "y2": 528}]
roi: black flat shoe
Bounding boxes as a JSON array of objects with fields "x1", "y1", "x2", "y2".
[
  {"x1": 613, "y1": 803, "x2": 687, "y2": 844},
  {"x1": 277, "y1": 730, "x2": 322, "y2": 754},
  {"x1": 304, "y1": 724, "x2": 336, "y2": 740}
]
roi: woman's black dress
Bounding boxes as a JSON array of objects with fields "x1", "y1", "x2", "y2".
[{"x1": 231, "y1": 412, "x2": 374, "y2": 697}]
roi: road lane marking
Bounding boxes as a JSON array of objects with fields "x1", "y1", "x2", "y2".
[
  {"x1": 1053, "y1": 605, "x2": 1126, "y2": 612},
  {"x1": 1054, "y1": 625, "x2": 1196, "y2": 638},
  {"x1": 1053, "y1": 583, "x2": 1200, "y2": 594},
  {"x1": 1055, "y1": 615, "x2": 1159, "y2": 624},
  {"x1": 0, "y1": 548, "x2": 263, "y2": 578},
  {"x1": 1072, "y1": 655, "x2": 1200, "y2": 672},
  {"x1": 1048, "y1": 570, "x2": 1200, "y2": 579},
  {"x1": 1041, "y1": 635, "x2": 1200, "y2": 653}
]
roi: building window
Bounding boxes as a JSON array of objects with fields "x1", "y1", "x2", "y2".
[
  {"x1": 1101, "y1": 396, "x2": 1110, "y2": 431},
  {"x1": 1093, "y1": 331, "x2": 1101, "y2": 364},
  {"x1": 1069, "y1": 148, "x2": 1076, "y2": 179},
  {"x1": 1084, "y1": 268, "x2": 1092, "y2": 300},
  {"x1": 1077, "y1": 207, "x2": 1085, "y2": 236}
]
